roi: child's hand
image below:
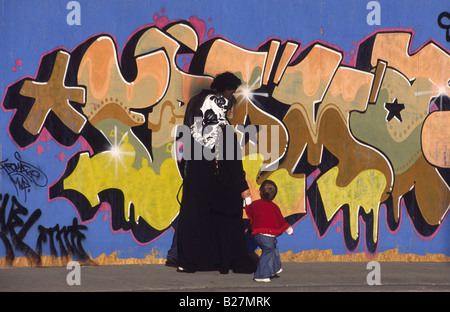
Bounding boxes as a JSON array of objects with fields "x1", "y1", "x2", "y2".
[
  {"x1": 286, "y1": 226, "x2": 294, "y2": 235},
  {"x1": 241, "y1": 189, "x2": 251, "y2": 199}
]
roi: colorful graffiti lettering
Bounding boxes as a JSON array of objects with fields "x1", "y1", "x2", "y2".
[{"x1": 1, "y1": 6, "x2": 450, "y2": 262}]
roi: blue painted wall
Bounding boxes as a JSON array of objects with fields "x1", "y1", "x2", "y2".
[{"x1": 1, "y1": 0, "x2": 449, "y2": 265}]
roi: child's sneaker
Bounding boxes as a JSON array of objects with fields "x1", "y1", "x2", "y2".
[{"x1": 253, "y1": 277, "x2": 271, "y2": 283}]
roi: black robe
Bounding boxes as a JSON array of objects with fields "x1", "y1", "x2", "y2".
[{"x1": 177, "y1": 90, "x2": 256, "y2": 273}]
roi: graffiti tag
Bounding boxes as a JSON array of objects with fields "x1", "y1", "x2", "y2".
[
  {"x1": 0, "y1": 193, "x2": 88, "y2": 266},
  {"x1": 0, "y1": 152, "x2": 48, "y2": 201},
  {"x1": 438, "y1": 12, "x2": 450, "y2": 42}
]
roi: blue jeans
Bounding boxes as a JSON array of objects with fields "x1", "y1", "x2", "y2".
[{"x1": 254, "y1": 234, "x2": 281, "y2": 279}]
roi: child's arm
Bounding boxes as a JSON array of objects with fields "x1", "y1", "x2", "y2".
[
  {"x1": 273, "y1": 203, "x2": 294, "y2": 235},
  {"x1": 244, "y1": 202, "x2": 253, "y2": 221}
]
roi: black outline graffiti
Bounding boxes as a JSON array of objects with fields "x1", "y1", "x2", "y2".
[
  {"x1": 438, "y1": 12, "x2": 450, "y2": 42},
  {"x1": 0, "y1": 193, "x2": 41, "y2": 265},
  {"x1": 36, "y1": 217, "x2": 89, "y2": 263},
  {"x1": 0, "y1": 193, "x2": 89, "y2": 266}
]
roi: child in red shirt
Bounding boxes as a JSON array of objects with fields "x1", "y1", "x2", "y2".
[{"x1": 245, "y1": 180, "x2": 293, "y2": 282}]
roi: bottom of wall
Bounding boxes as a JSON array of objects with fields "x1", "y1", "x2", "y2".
[{"x1": 1, "y1": 248, "x2": 449, "y2": 268}]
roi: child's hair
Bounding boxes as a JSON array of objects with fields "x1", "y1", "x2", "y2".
[{"x1": 260, "y1": 180, "x2": 277, "y2": 202}]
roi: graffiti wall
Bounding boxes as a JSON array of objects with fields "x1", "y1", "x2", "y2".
[{"x1": 1, "y1": 0, "x2": 449, "y2": 266}]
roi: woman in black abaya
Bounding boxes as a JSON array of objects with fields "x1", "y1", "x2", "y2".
[{"x1": 177, "y1": 72, "x2": 256, "y2": 274}]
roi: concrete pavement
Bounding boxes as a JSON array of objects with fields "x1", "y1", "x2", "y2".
[{"x1": 1, "y1": 261, "x2": 450, "y2": 292}]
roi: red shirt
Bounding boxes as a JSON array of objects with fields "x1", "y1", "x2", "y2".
[{"x1": 245, "y1": 199, "x2": 290, "y2": 236}]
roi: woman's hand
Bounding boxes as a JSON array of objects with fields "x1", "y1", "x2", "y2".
[{"x1": 241, "y1": 189, "x2": 251, "y2": 199}]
